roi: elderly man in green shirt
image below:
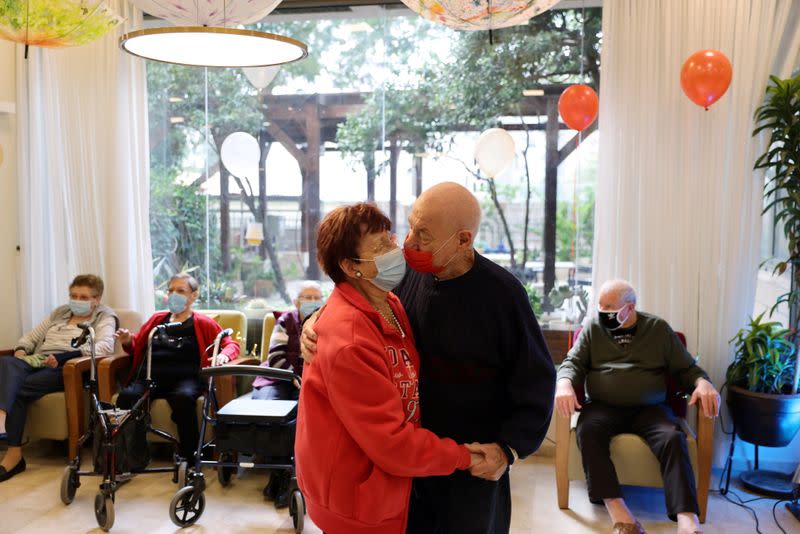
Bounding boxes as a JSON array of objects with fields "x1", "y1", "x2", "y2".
[{"x1": 555, "y1": 280, "x2": 720, "y2": 534}]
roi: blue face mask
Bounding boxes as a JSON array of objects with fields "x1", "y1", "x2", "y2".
[
  {"x1": 299, "y1": 299, "x2": 323, "y2": 318},
  {"x1": 359, "y1": 246, "x2": 407, "y2": 292},
  {"x1": 167, "y1": 293, "x2": 189, "y2": 314},
  {"x1": 69, "y1": 299, "x2": 92, "y2": 317}
]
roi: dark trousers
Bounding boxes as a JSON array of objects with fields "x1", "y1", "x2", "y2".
[
  {"x1": 576, "y1": 401, "x2": 700, "y2": 519},
  {"x1": 117, "y1": 378, "x2": 202, "y2": 462},
  {"x1": 406, "y1": 470, "x2": 511, "y2": 534},
  {"x1": 0, "y1": 356, "x2": 64, "y2": 446}
]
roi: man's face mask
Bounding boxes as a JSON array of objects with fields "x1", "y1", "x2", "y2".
[
  {"x1": 403, "y1": 231, "x2": 458, "y2": 273},
  {"x1": 598, "y1": 304, "x2": 631, "y2": 330}
]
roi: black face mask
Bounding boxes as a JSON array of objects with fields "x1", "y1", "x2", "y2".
[{"x1": 599, "y1": 306, "x2": 629, "y2": 330}]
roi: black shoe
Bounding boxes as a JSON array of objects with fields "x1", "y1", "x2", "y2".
[
  {"x1": 0, "y1": 458, "x2": 26, "y2": 482},
  {"x1": 263, "y1": 473, "x2": 279, "y2": 501},
  {"x1": 274, "y1": 471, "x2": 292, "y2": 509}
]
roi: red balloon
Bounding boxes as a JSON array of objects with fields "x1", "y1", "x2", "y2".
[
  {"x1": 680, "y1": 49, "x2": 732, "y2": 110},
  {"x1": 558, "y1": 85, "x2": 599, "y2": 132}
]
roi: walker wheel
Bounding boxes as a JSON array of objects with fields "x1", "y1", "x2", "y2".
[
  {"x1": 290, "y1": 490, "x2": 305, "y2": 532},
  {"x1": 60, "y1": 464, "x2": 79, "y2": 505},
  {"x1": 217, "y1": 452, "x2": 235, "y2": 487},
  {"x1": 169, "y1": 485, "x2": 206, "y2": 527},
  {"x1": 94, "y1": 492, "x2": 115, "y2": 531}
]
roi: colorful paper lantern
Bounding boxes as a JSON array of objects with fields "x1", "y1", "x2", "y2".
[
  {"x1": 129, "y1": 0, "x2": 282, "y2": 26},
  {"x1": 0, "y1": 0, "x2": 122, "y2": 49},
  {"x1": 400, "y1": 0, "x2": 561, "y2": 31}
]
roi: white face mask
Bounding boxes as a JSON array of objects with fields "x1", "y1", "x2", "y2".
[{"x1": 355, "y1": 246, "x2": 407, "y2": 292}]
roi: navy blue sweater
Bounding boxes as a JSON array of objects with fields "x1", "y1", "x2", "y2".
[{"x1": 395, "y1": 252, "x2": 556, "y2": 458}]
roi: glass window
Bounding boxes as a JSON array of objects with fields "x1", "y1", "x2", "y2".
[{"x1": 147, "y1": 4, "x2": 602, "y2": 340}]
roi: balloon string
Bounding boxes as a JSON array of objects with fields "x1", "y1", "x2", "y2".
[{"x1": 580, "y1": 0, "x2": 585, "y2": 82}]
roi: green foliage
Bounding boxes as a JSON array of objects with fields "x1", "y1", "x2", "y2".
[
  {"x1": 756, "y1": 75, "x2": 800, "y2": 312},
  {"x1": 728, "y1": 313, "x2": 796, "y2": 394},
  {"x1": 524, "y1": 283, "x2": 543, "y2": 317},
  {"x1": 555, "y1": 188, "x2": 595, "y2": 262},
  {"x1": 753, "y1": 73, "x2": 800, "y2": 393},
  {"x1": 150, "y1": 167, "x2": 220, "y2": 289}
]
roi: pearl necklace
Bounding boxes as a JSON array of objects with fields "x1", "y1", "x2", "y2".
[{"x1": 373, "y1": 303, "x2": 406, "y2": 338}]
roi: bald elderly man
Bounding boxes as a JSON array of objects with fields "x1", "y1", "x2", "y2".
[
  {"x1": 303, "y1": 183, "x2": 556, "y2": 534},
  {"x1": 556, "y1": 280, "x2": 720, "y2": 534}
]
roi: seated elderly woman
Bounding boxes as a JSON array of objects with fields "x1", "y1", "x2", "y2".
[
  {"x1": 296, "y1": 203, "x2": 486, "y2": 534},
  {"x1": 253, "y1": 280, "x2": 323, "y2": 507},
  {"x1": 252, "y1": 280, "x2": 323, "y2": 402},
  {"x1": 114, "y1": 273, "x2": 240, "y2": 464},
  {"x1": 0, "y1": 274, "x2": 117, "y2": 482}
]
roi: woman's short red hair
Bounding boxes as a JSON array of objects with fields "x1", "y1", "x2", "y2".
[{"x1": 317, "y1": 203, "x2": 392, "y2": 284}]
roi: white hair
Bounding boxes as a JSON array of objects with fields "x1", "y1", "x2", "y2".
[
  {"x1": 599, "y1": 279, "x2": 637, "y2": 306},
  {"x1": 294, "y1": 280, "x2": 322, "y2": 299}
]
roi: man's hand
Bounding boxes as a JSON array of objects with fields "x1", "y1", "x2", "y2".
[
  {"x1": 689, "y1": 378, "x2": 720, "y2": 418},
  {"x1": 555, "y1": 378, "x2": 581, "y2": 418},
  {"x1": 467, "y1": 443, "x2": 487, "y2": 471},
  {"x1": 300, "y1": 312, "x2": 319, "y2": 365},
  {"x1": 465, "y1": 443, "x2": 507, "y2": 481},
  {"x1": 114, "y1": 328, "x2": 132, "y2": 346},
  {"x1": 44, "y1": 355, "x2": 58, "y2": 368}
]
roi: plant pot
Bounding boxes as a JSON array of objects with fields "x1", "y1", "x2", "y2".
[{"x1": 726, "y1": 385, "x2": 800, "y2": 447}]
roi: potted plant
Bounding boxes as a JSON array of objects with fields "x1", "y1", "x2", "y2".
[
  {"x1": 727, "y1": 313, "x2": 800, "y2": 447},
  {"x1": 724, "y1": 72, "x2": 800, "y2": 449}
]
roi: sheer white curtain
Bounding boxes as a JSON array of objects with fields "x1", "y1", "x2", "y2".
[
  {"x1": 594, "y1": 0, "x2": 800, "y2": 465},
  {"x1": 16, "y1": 0, "x2": 154, "y2": 329}
]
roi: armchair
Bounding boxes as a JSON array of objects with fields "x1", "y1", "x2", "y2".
[
  {"x1": 554, "y1": 331, "x2": 713, "y2": 523},
  {"x1": 0, "y1": 309, "x2": 142, "y2": 459}
]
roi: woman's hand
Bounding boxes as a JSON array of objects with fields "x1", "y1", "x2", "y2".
[
  {"x1": 13, "y1": 349, "x2": 26, "y2": 358},
  {"x1": 114, "y1": 328, "x2": 132, "y2": 346},
  {"x1": 43, "y1": 355, "x2": 58, "y2": 368}
]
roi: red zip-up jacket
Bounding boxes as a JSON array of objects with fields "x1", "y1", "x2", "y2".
[
  {"x1": 123, "y1": 311, "x2": 240, "y2": 383},
  {"x1": 296, "y1": 283, "x2": 471, "y2": 534}
]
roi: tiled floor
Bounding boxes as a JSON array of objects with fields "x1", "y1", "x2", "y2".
[{"x1": 0, "y1": 440, "x2": 797, "y2": 533}]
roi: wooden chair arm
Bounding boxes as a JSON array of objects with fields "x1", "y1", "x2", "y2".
[
  {"x1": 215, "y1": 357, "x2": 262, "y2": 408},
  {"x1": 694, "y1": 407, "x2": 714, "y2": 523},
  {"x1": 62, "y1": 354, "x2": 107, "y2": 459},
  {"x1": 555, "y1": 410, "x2": 572, "y2": 509},
  {"x1": 0, "y1": 349, "x2": 14, "y2": 356},
  {"x1": 97, "y1": 353, "x2": 132, "y2": 402}
]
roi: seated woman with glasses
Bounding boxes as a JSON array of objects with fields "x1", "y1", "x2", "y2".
[
  {"x1": 0, "y1": 274, "x2": 117, "y2": 482},
  {"x1": 114, "y1": 273, "x2": 240, "y2": 464}
]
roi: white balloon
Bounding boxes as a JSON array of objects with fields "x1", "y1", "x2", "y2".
[
  {"x1": 474, "y1": 128, "x2": 516, "y2": 178},
  {"x1": 221, "y1": 132, "x2": 260, "y2": 179},
  {"x1": 243, "y1": 66, "x2": 280, "y2": 89}
]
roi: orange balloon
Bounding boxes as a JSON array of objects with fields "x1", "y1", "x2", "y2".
[
  {"x1": 558, "y1": 85, "x2": 599, "y2": 132},
  {"x1": 680, "y1": 49, "x2": 732, "y2": 110}
]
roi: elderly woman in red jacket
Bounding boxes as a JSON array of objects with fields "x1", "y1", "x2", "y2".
[
  {"x1": 115, "y1": 273, "x2": 239, "y2": 463},
  {"x1": 296, "y1": 203, "x2": 483, "y2": 534}
]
